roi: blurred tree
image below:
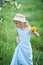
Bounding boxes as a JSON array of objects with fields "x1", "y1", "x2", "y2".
[{"x1": 1, "y1": 0, "x2": 5, "y2": 7}]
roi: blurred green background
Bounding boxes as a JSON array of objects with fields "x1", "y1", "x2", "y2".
[{"x1": 0, "y1": 0, "x2": 43, "y2": 65}]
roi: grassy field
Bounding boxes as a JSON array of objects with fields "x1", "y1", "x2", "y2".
[
  {"x1": 0, "y1": 2, "x2": 43, "y2": 65},
  {"x1": 16, "y1": 0, "x2": 41, "y2": 3}
]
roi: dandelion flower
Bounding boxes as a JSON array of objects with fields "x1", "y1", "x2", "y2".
[{"x1": 30, "y1": 26, "x2": 37, "y2": 32}]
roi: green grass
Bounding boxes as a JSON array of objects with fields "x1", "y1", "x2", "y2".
[
  {"x1": 16, "y1": 0, "x2": 41, "y2": 3},
  {"x1": 0, "y1": 2, "x2": 43, "y2": 65}
]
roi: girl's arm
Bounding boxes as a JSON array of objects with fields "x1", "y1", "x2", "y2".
[
  {"x1": 29, "y1": 25, "x2": 40, "y2": 37},
  {"x1": 32, "y1": 31, "x2": 40, "y2": 37},
  {"x1": 16, "y1": 36, "x2": 19, "y2": 43}
]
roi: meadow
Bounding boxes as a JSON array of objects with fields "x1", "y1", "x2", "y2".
[{"x1": 0, "y1": 1, "x2": 43, "y2": 65}]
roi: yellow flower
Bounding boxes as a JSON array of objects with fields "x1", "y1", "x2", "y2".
[{"x1": 30, "y1": 26, "x2": 37, "y2": 32}]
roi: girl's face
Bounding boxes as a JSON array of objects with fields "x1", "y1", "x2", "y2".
[
  {"x1": 14, "y1": 21, "x2": 29, "y2": 29},
  {"x1": 22, "y1": 22, "x2": 29, "y2": 27},
  {"x1": 14, "y1": 21, "x2": 22, "y2": 28}
]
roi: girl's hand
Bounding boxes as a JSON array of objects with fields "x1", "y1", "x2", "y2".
[
  {"x1": 30, "y1": 26, "x2": 40, "y2": 37},
  {"x1": 16, "y1": 36, "x2": 20, "y2": 43},
  {"x1": 32, "y1": 31, "x2": 40, "y2": 37}
]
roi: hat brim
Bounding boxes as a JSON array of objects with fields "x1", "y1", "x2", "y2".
[{"x1": 13, "y1": 17, "x2": 27, "y2": 22}]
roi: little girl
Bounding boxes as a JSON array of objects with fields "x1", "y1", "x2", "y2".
[{"x1": 10, "y1": 14, "x2": 39, "y2": 65}]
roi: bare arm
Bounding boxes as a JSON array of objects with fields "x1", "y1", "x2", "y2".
[
  {"x1": 16, "y1": 36, "x2": 19, "y2": 43},
  {"x1": 32, "y1": 31, "x2": 40, "y2": 37},
  {"x1": 29, "y1": 26, "x2": 40, "y2": 37},
  {"x1": 25, "y1": 23, "x2": 40, "y2": 37}
]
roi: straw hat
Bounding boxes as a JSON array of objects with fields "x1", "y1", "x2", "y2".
[{"x1": 13, "y1": 14, "x2": 27, "y2": 22}]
